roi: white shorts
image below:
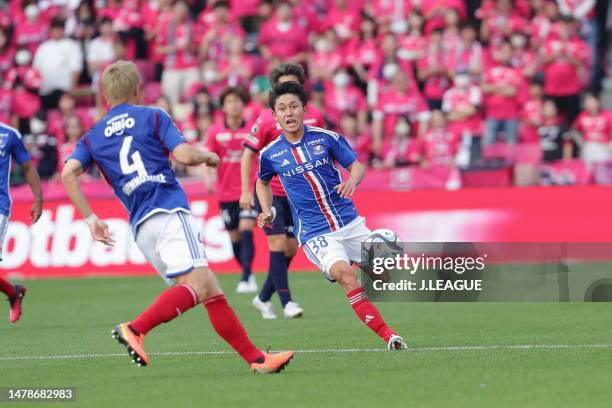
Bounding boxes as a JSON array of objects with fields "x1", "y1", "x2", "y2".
[
  {"x1": 0, "y1": 213, "x2": 9, "y2": 261},
  {"x1": 581, "y1": 142, "x2": 611, "y2": 163},
  {"x1": 302, "y1": 216, "x2": 370, "y2": 282},
  {"x1": 136, "y1": 211, "x2": 208, "y2": 285}
]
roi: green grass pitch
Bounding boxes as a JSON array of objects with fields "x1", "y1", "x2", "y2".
[{"x1": 1, "y1": 271, "x2": 612, "y2": 408}]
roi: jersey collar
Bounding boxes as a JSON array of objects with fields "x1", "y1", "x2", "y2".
[
  {"x1": 109, "y1": 103, "x2": 129, "y2": 112},
  {"x1": 281, "y1": 125, "x2": 308, "y2": 146},
  {"x1": 224, "y1": 119, "x2": 246, "y2": 130}
]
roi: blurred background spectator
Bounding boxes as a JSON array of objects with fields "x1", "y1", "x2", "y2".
[
  {"x1": 33, "y1": 18, "x2": 82, "y2": 110},
  {"x1": 157, "y1": 0, "x2": 199, "y2": 104},
  {"x1": 420, "y1": 110, "x2": 460, "y2": 167},
  {"x1": 373, "y1": 115, "x2": 421, "y2": 169},
  {"x1": 482, "y1": 40, "x2": 522, "y2": 146},
  {"x1": 539, "y1": 99, "x2": 571, "y2": 162},
  {"x1": 570, "y1": 92, "x2": 611, "y2": 166}
]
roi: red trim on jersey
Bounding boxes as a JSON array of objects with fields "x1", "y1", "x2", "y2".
[
  {"x1": 290, "y1": 147, "x2": 337, "y2": 232},
  {"x1": 154, "y1": 112, "x2": 170, "y2": 157},
  {"x1": 291, "y1": 146, "x2": 303, "y2": 164}
]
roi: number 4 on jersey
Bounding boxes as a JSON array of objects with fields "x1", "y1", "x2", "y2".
[{"x1": 120, "y1": 136, "x2": 148, "y2": 178}]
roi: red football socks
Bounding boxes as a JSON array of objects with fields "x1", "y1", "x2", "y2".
[
  {"x1": 204, "y1": 294, "x2": 264, "y2": 364},
  {"x1": 347, "y1": 287, "x2": 394, "y2": 343},
  {"x1": 0, "y1": 276, "x2": 16, "y2": 299},
  {"x1": 130, "y1": 284, "x2": 198, "y2": 335},
  {"x1": 129, "y1": 285, "x2": 263, "y2": 364}
]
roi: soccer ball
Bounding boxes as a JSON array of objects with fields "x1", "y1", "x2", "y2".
[
  {"x1": 362, "y1": 228, "x2": 402, "y2": 263},
  {"x1": 367, "y1": 228, "x2": 401, "y2": 246}
]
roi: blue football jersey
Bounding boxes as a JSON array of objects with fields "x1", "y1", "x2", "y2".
[
  {"x1": 68, "y1": 104, "x2": 190, "y2": 233},
  {"x1": 0, "y1": 122, "x2": 31, "y2": 216},
  {"x1": 258, "y1": 125, "x2": 359, "y2": 245}
]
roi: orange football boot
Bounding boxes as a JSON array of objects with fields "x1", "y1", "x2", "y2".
[
  {"x1": 111, "y1": 323, "x2": 149, "y2": 366},
  {"x1": 250, "y1": 351, "x2": 294, "y2": 374},
  {"x1": 8, "y1": 285, "x2": 26, "y2": 323}
]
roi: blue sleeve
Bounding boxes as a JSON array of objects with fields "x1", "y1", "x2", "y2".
[
  {"x1": 10, "y1": 131, "x2": 31, "y2": 165},
  {"x1": 258, "y1": 153, "x2": 276, "y2": 181},
  {"x1": 67, "y1": 136, "x2": 93, "y2": 169},
  {"x1": 155, "y1": 108, "x2": 186, "y2": 151},
  {"x1": 329, "y1": 134, "x2": 357, "y2": 168}
]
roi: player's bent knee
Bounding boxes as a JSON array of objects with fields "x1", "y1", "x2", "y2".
[
  {"x1": 238, "y1": 219, "x2": 255, "y2": 231},
  {"x1": 286, "y1": 238, "x2": 298, "y2": 257},
  {"x1": 228, "y1": 230, "x2": 240, "y2": 242},
  {"x1": 339, "y1": 274, "x2": 361, "y2": 293},
  {"x1": 176, "y1": 267, "x2": 222, "y2": 303},
  {"x1": 329, "y1": 261, "x2": 360, "y2": 292},
  {"x1": 267, "y1": 234, "x2": 287, "y2": 252}
]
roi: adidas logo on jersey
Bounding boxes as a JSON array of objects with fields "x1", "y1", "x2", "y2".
[
  {"x1": 365, "y1": 314, "x2": 375, "y2": 324},
  {"x1": 281, "y1": 159, "x2": 290, "y2": 167}
]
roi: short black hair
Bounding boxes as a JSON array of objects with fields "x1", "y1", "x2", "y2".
[
  {"x1": 498, "y1": 38, "x2": 512, "y2": 47},
  {"x1": 50, "y1": 18, "x2": 65, "y2": 30},
  {"x1": 219, "y1": 86, "x2": 249, "y2": 106},
  {"x1": 99, "y1": 16, "x2": 113, "y2": 25},
  {"x1": 268, "y1": 63, "x2": 306, "y2": 86},
  {"x1": 268, "y1": 82, "x2": 308, "y2": 111},
  {"x1": 459, "y1": 22, "x2": 477, "y2": 31},
  {"x1": 213, "y1": 0, "x2": 230, "y2": 9},
  {"x1": 530, "y1": 77, "x2": 544, "y2": 87}
]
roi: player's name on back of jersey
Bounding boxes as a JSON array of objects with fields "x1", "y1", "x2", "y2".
[{"x1": 122, "y1": 174, "x2": 167, "y2": 196}]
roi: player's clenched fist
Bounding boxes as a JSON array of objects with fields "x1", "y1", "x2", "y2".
[
  {"x1": 257, "y1": 212, "x2": 272, "y2": 228},
  {"x1": 257, "y1": 208, "x2": 275, "y2": 228}
]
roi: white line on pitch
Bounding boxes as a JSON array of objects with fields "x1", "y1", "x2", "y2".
[{"x1": 0, "y1": 343, "x2": 611, "y2": 362}]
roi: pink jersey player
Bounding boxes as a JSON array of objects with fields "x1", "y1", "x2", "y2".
[{"x1": 206, "y1": 120, "x2": 255, "y2": 202}]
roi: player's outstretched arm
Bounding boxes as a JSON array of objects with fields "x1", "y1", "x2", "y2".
[
  {"x1": 335, "y1": 160, "x2": 365, "y2": 198},
  {"x1": 172, "y1": 143, "x2": 220, "y2": 168},
  {"x1": 255, "y1": 178, "x2": 274, "y2": 228},
  {"x1": 20, "y1": 160, "x2": 43, "y2": 224},
  {"x1": 61, "y1": 159, "x2": 115, "y2": 246},
  {"x1": 240, "y1": 149, "x2": 255, "y2": 210}
]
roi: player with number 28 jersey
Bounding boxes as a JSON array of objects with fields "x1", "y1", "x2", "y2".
[
  {"x1": 258, "y1": 125, "x2": 360, "y2": 245},
  {"x1": 256, "y1": 82, "x2": 407, "y2": 351}
]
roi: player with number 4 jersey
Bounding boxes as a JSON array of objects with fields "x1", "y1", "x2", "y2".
[
  {"x1": 256, "y1": 82, "x2": 407, "y2": 350},
  {"x1": 62, "y1": 61, "x2": 293, "y2": 373}
]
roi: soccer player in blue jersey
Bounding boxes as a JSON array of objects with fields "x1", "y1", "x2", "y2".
[
  {"x1": 0, "y1": 122, "x2": 43, "y2": 323},
  {"x1": 61, "y1": 61, "x2": 293, "y2": 373},
  {"x1": 256, "y1": 82, "x2": 407, "y2": 350}
]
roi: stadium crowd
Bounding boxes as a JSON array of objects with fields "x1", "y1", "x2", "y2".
[{"x1": 0, "y1": 0, "x2": 610, "y2": 185}]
